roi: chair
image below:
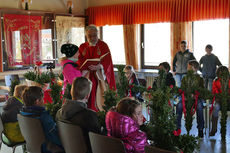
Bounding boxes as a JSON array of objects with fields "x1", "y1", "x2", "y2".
[
  {"x1": 17, "y1": 114, "x2": 45, "y2": 153},
  {"x1": 145, "y1": 145, "x2": 175, "y2": 153},
  {"x1": 57, "y1": 121, "x2": 87, "y2": 153},
  {"x1": 0, "y1": 115, "x2": 25, "y2": 153},
  {"x1": 89, "y1": 132, "x2": 126, "y2": 153},
  {"x1": 138, "y1": 78, "x2": 147, "y2": 87}
]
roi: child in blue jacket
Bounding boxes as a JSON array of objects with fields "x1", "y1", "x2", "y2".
[{"x1": 21, "y1": 86, "x2": 64, "y2": 153}]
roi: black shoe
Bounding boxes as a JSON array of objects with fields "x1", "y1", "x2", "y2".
[
  {"x1": 209, "y1": 130, "x2": 216, "y2": 136},
  {"x1": 198, "y1": 130, "x2": 203, "y2": 138}
]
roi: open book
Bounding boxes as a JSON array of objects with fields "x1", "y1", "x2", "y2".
[{"x1": 80, "y1": 52, "x2": 110, "y2": 70}]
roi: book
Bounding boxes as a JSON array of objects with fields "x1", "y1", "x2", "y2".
[{"x1": 79, "y1": 52, "x2": 110, "y2": 70}]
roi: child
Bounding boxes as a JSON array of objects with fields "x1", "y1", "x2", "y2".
[
  {"x1": 176, "y1": 60, "x2": 205, "y2": 138},
  {"x1": 209, "y1": 66, "x2": 230, "y2": 136},
  {"x1": 199, "y1": 44, "x2": 222, "y2": 91},
  {"x1": 105, "y1": 97, "x2": 148, "y2": 153},
  {"x1": 152, "y1": 62, "x2": 175, "y2": 89},
  {"x1": 123, "y1": 65, "x2": 143, "y2": 102},
  {"x1": 1, "y1": 85, "x2": 27, "y2": 143},
  {"x1": 173, "y1": 40, "x2": 196, "y2": 87},
  {"x1": 56, "y1": 77, "x2": 100, "y2": 153},
  {"x1": 20, "y1": 86, "x2": 64, "y2": 153},
  {"x1": 59, "y1": 43, "x2": 82, "y2": 93}
]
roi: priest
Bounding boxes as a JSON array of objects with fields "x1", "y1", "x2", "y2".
[{"x1": 78, "y1": 24, "x2": 116, "y2": 111}]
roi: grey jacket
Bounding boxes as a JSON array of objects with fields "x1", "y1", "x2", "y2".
[
  {"x1": 56, "y1": 99, "x2": 100, "y2": 153},
  {"x1": 199, "y1": 53, "x2": 222, "y2": 79},
  {"x1": 173, "y1": 49, "x2": 196, "y2": 74}
]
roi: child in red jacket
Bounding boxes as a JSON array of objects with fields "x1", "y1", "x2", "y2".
[{"x1": 209, "y1": 66, "x2": 230, "y2": 136}]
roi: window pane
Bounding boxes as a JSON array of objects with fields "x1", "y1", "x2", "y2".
[
  {"x1": 194, "y1": 19, "x2": 229, "y2": 67},
  {"x1": 13, "y1": 31, "x2": 22, "y2": 63},
  {"x1": 103, "y1": 25, "x2": 125, "y2": 65},
  {"x1": 144, "y1": 23, "x2": 171, "y2": 66},
  {"x1": 41, "y1": 29, "x2": 53, "y2": 60}
]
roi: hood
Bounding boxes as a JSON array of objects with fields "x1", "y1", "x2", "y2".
[
  {"x1": 3, "y1": 97, "x2": 23, "y2": 110},
  {"x1": 59, "y1": 58, "x2": 76, "y2": 66},
  {"x1": 57, "y1": 99, "x2": 87, "y2": 120}
]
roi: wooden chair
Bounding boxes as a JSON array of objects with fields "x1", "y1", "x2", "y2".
[
  {"x1": 145, "y1": 145, "x2": 175, "y2": 153},
  {"x1": 17, "y1": 114, "x2": 45, "y2": 153},
  {"x1": 138, "y1": 78, "x2": 147, "y2": 87},
  {"x1": 57, "y1": 121, "x2": 87, "y2": 153},
  {"x1": 89, "y1": 132, "x2": 126, "y2": 153},
  {"x1": 0, "y1": 115, "x2": 25, "y2": 153}
]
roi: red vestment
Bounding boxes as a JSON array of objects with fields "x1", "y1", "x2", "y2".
[{"x1": 78, "y1": 40, "x2": 116, "y2": 111}]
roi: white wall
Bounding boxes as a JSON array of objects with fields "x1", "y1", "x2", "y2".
[{"x1": 0, "y1": 0, "x2": 86, "y2": 15}]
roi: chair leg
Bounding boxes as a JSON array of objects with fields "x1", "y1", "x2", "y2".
[
  {"x1": 12, "y1": 146, "x2": 16, "y2": 153},
  {"x1": 22, "y1": 144, "x2": 27, "y2": 153}
]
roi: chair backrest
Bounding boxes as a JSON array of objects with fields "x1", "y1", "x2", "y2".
[
  {"x1": 17, "y1": 114, "x2": 45, "y2": 153},
  {"x1": 138, "y1": 78, "x2": 147, "y2": 87},
  {"x1": 89, "y1": 132, "x2": 126, "y2": 153},
  {"x1": 57, "y1": 121, "x2": 87, "y2": 153},
  {"x1": 145, "y1": 145, "x2": 176, "y2": 153}
]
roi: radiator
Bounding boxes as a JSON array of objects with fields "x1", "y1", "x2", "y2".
[{"x1": 146, "y1": 76, "x2": 155, "y2": 88}]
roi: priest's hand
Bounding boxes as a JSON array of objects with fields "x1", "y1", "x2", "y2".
[{"x1": 89, "y1": 64, "x2": 102, "y2": 71}]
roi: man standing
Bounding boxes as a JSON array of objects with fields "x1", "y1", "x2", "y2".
[
  {"x1": 78, "y1": 25, "x2": 116, "y2": 111},
  {"x1": 199, "y1": 44, "x2": 222, "y2": 91},
  {"x1": 173, "y1": 40, "x2": 196, "y2": 87}
]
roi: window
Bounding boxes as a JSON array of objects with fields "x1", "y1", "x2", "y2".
[
  {"x1": 103, "y1": 25, "x2": 125, "y2": 65},
  {"x1": 194, "y1": 19, "x2": 229, "y2": 67},
  {"x1": 142, "y1": 23, "x2": 171, "y2": 68},
  {"x1": 13, "y1": 31, "x2": 22, "y2": 63},
  {"x1": 55, "y1": 16, "x2": 85, "y2": 59},
  {"x1": 41, "y1": 29, "x2": 53, "y2": 61}
]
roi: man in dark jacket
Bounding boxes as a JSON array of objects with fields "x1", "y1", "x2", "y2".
[
  {"x1": 173, "y1": 40, "x2": 196, "y2": 87},
  {"x1": 56, "y1": 77, "x2": 100, "y2": 153},
  {"x1": 199, "y1": 44, "x2": 222, "y2": 91}
]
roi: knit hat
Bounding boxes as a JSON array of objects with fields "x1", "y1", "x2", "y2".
[{"x1": 61, "y1": 44, "x2": 79, "y2": 58}]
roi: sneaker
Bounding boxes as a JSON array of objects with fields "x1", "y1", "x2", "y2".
[{"x1": 198, "y1": 130, "x2": 203, "y2": 138}]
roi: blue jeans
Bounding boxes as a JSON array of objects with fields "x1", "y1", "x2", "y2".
[
  {"x1": 204, "y1": 78, "x2": 214, "y2": 91},
  {"x1": 174, "y1": 74, "x2": 186, "y2": 88},
  {"x1": 212, "y1": 102, "x2": 221, "y2": 117},
  {"x1": 176, "y1": 99, "x2": 204, "y2": 130}
]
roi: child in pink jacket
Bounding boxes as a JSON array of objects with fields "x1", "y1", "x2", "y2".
[
  {"x1": 106, "y1": 97, "x2": 148, "y2": 153},
  {"x1": 59, "y1": 44, "x2": 82, "y2": 92}
]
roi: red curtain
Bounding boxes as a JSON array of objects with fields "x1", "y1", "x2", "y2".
[
  {"x1": 3, "y1": 14, "x2": 42, "y2": 67},
  {"x1": 86, "y1": 0, "x2": 229, "y2": 26}
]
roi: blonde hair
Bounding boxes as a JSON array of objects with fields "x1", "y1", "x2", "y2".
[
  {"x1": 14, "y1": 85, "x2": 27, "y2": 99},
  {"x1": 71, "y1": 77, "x2": 92, "y2": 100}
]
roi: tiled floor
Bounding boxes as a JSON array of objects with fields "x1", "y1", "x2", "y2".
[{"x1": 0, "y1": 144, "x2": 23, "y2": 153}]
